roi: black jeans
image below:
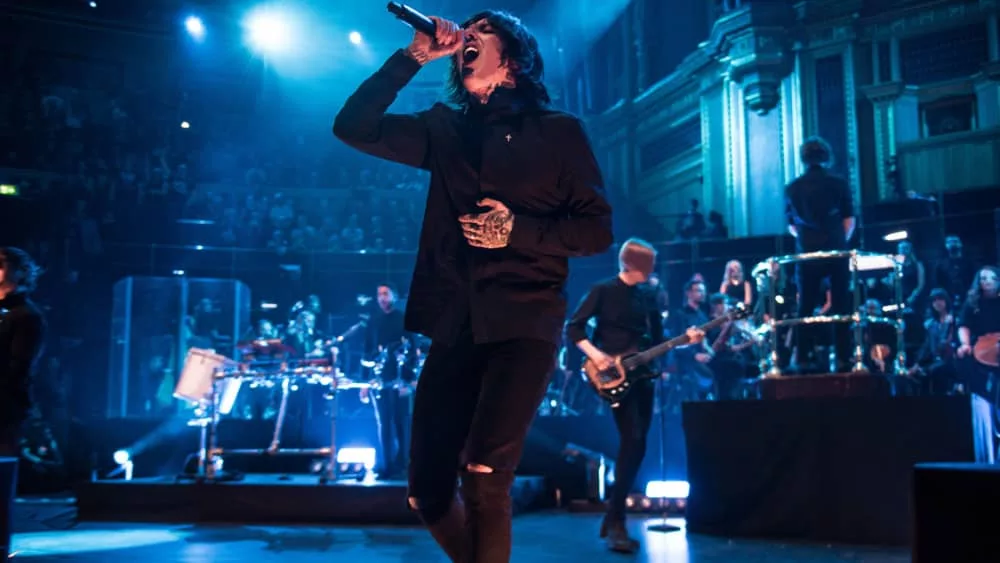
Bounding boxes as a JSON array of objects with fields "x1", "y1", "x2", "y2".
[
  {"x1": 407, "y1": 330, "x2": 555, "y2": 563},
  {"x1": 796, "y1": 256, "x2": 851, "y2": 365},
  {"x1": 608, "y1": 378, "x2": 654, "y2": 523},
  {"x1": 374, "y1": 385, "x2": 412, "y2": 476},
  {"x1": 0, "y1": 424, "x2": 20, "y2": 559}
]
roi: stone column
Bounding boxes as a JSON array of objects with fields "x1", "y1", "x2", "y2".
[{"x1": 861, "y1": 82, "x2": 905, "y2": 200}]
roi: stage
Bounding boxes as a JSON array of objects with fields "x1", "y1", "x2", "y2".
[
  {"x1": 682, "y1": 393, "x2": 995, "y2": 546},
  {"x1": 10, "y1": 513, "x2": 910, "y2": 562},
  {"x1": 74, "y1": 474, "x2": 548, "y2": 525}
]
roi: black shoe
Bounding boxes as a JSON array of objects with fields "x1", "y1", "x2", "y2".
[{"x1": 599, "y1": 515, "x2": 639, "y2": 554}]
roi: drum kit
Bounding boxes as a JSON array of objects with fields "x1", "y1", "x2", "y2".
[
  {"x1": 173, "y1": 337, "x2": 374, "y2": 483},
  {"x1": 753, "y1": 249, "x2": 907, "y2": 378}
]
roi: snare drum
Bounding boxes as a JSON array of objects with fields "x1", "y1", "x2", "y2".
[{"x1": 175, "y1": 348, "x2": 240, "y2": 413}]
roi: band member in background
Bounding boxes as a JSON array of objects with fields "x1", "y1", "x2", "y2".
[
  {"x1": 720, "y1": 260, "x2": 752, "y2": 308},
  {"x1": 705, "y1": 293, "x2": 748, "y2": 399},
  {"x1": 912, "y1": 289, "x2": 958, "y2": 395},
  {"x1": 334, "y1": 10, "x2": 613, "y2": 562},
  {"x1": 672, "y1": 280, "x2": 713, "y2": 398},
  {"x1": 957, "y1": 266, "x2": 1000, "y2": 364},
  {"x1": 0, "y1": 248, "x2": 45, "y2": 560},
  {"x1": 935, "y1": 235, "x2": 977, "y2": 310},
  {"x1": 566, "y1": 240, "x2": 662, "y2": 553},
  {"x1": 785, "y1": 137, "x2": 856, "y2": 373},
  {"x1": 363, "y1": 284, "x2": 414, "y2": 480}
]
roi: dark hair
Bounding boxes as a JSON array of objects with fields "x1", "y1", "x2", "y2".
[
  {"x1": 965, "y1": 265, "x2": 999, "y2": 312},
  {"x1": 0, "y1": 247, "x2": 42, "y2": 293},
  {"x1": 446, "y1": 10, "x2": 550, "y2": 109},
  {"x1": 928, "y1": 288, "x2": 949, "y2": 303},
  {"x1": 800, "y1": 137, "x2": 833, "y2": 167},
  {"x1": 377, "y1": 283, "x2": 398, "y2": 295},
  {"x1": 684, "y1": 280, "x2": 705, "y2": 292}
]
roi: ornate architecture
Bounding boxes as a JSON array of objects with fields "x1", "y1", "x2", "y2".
[{"x1": 573, "y1": 0, "x2": 1000, "y2": 238}]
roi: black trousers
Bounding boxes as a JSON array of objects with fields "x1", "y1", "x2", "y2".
[
  {"x1": 608, "y1": 378, "x2": 654, "y2": 522},
  {"x1": 408, "y1": 330, "x2": 555, "y2": 563},
  {"x1": 0, "y1": 424, "x2": 20, "y2": 559},
  {"x1": 796, "y1": 256, "x2": 851, "y2": 364},
  {"x1": 374, "y1": 385, "x2": 412, "y2": 476}
]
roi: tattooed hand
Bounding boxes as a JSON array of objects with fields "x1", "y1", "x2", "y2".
[{"x1": 459, "y1": 198, "x2": 514, "y2": 249}]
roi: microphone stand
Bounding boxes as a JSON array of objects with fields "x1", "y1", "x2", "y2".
[{"x1": 646, "y1": 374, "x2": 680, "y2": 533}]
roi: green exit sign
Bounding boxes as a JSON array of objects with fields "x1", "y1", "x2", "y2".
[{"x1": 0, "y1": 184, "x2": 18, "y2": 196}]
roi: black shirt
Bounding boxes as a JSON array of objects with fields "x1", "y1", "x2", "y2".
[
  {"x1": 365, "y1": 307, "x2": 412, "y2": 382},
  {"x1": 959, "y1": 296, "x2": 1000, "y2": 340},
  {"x1": 670, "y1": 304, "x2": 710, "y2": 362},
  {"x1": 334, "y1": 51, "x2": 613, "y2": 347},
  {"x1": 565, "y1": 277, "x2": 664, "y2": 356},
  {"x1": 785, "y1": 165, "x2": 854, "y2": 251},
  {"x1": 935, "y1": 256, "x2": 976, "y2": 305},
  {"x1": 0, "y1": 293, "x2": 45, "y2": 426}
]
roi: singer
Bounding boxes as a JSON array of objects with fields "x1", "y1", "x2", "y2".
[{"x1": 334, "y1": 8, "x2": 612, "y2": 563}]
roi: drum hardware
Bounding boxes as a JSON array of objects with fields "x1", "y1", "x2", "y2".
[
  {"x1": 757, "y1": 250, "x2": 907, "y2": 379},
  {"x1": 175, "y1": 349, "x2": 372, "y2": 484}
]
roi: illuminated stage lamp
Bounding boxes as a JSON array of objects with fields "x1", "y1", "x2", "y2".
[
  {"x1": 645, "y1": 480, "x2": 690, "y2": 499},
  {"x1": 336, "y1": 447, "x2": 376, "y2": 470}
]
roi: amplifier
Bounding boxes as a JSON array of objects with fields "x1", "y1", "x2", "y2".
[{"x1": 759, "y1": 374, "x2": 892, "y2": 400}]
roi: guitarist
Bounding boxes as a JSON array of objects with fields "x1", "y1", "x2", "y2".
[
  {"x1": 566, "y1": 239, "x2": 704, "y2": 554},
  {"x1": 363, "y1": 283, "x2": 415, "y2": 480}
]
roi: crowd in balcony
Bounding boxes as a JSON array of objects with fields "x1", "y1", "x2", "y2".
[{"x1": 0, "y1": 67, "x2": 431, "y2": 256}]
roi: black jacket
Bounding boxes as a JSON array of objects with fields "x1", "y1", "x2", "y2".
[
  {"x1": 334, "y1": 51, "x2": 613, "y2": 345},
  {"x1": 0, "y1": 293, "x2": 45, "y2": 427},
  {"x1": 785, "y1": 165, "x2": 854, "y2": 251}
]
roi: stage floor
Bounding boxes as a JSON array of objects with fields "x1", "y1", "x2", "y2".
[
  {"x1": 74, "y1": 474, "x2": 548, "y2": 525},
  {"x1": 11, "y1": 513, "x2": 909, "y2": 562}
]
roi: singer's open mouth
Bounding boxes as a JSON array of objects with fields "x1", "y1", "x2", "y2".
[{"x1": 462, "y1": 46, "x2": 480, "y2": 64}]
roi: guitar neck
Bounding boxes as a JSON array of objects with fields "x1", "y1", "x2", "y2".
[{"x1": 627, "y1": 313, "x2": 738, "y2": 368}]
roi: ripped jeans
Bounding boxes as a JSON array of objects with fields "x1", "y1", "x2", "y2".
[{"x1": 407, "y1": 330, "x2": 555, "y2": 563}]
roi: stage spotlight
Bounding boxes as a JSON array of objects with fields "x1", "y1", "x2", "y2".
[
  {"x1": 336, "y1": 447, "x2": 376, "y2": 469},
  {"x1": 89, "y1": 1, "x2": 97, "y2": 7},
  {"x1": 645, "y1": 480, "x2": 690, "y2": 499},
  {"x1": 883, "y1": 230, "x2": 908, "y2": 242},
  {"x1": 180, "y1": 121, "x2": 190, "y2": 129},
  {"x1": 112, "y1": 449, "x2": 130, "y2": 465},
  {"x1": 246, "y1": 8, "x2": 293, "y2": 54},
  {"x1": 349, "y1": 31, "x2": 363, "y2": 45},
  {"x1": 185, "y1": 16, "x2": 205, "y2": 40}
]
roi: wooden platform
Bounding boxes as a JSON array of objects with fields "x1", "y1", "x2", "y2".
[{"x1": 74, "y1": 474, "x2": 550, "y2": 525}]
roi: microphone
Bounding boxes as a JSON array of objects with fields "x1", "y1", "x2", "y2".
[{"x1": 387, "y1": 2, "x2": 436, "y2": 37}]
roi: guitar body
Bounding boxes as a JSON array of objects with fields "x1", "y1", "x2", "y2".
[
  {"x1": 581, "y1": 351, "x2": 656, "y2": 407},
  {"x1": 973, "y1": 333, "x2": 1000, "y2": 367},
  {"x1": 582, "y1": 304, "x2": 751, "y2": 407}
]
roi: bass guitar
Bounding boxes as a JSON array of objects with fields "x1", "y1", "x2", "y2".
[{"x1": 583, "y1": 303, "x2": 750, "y2": 406}]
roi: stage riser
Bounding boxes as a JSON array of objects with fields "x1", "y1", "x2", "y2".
[
  {"x1": 683, "y1": 396, "x2": 994, "y2": 546},
  {"x1": 75, "y1": 476, "x2": 548, "y2": 525},
  {"x1": 66, "y1": 414, "x2": 689, "y2": 503}
]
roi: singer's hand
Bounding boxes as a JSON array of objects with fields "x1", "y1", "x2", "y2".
[{"x1": 406, "y1": 16, "x2": 463, "y2": 65}]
